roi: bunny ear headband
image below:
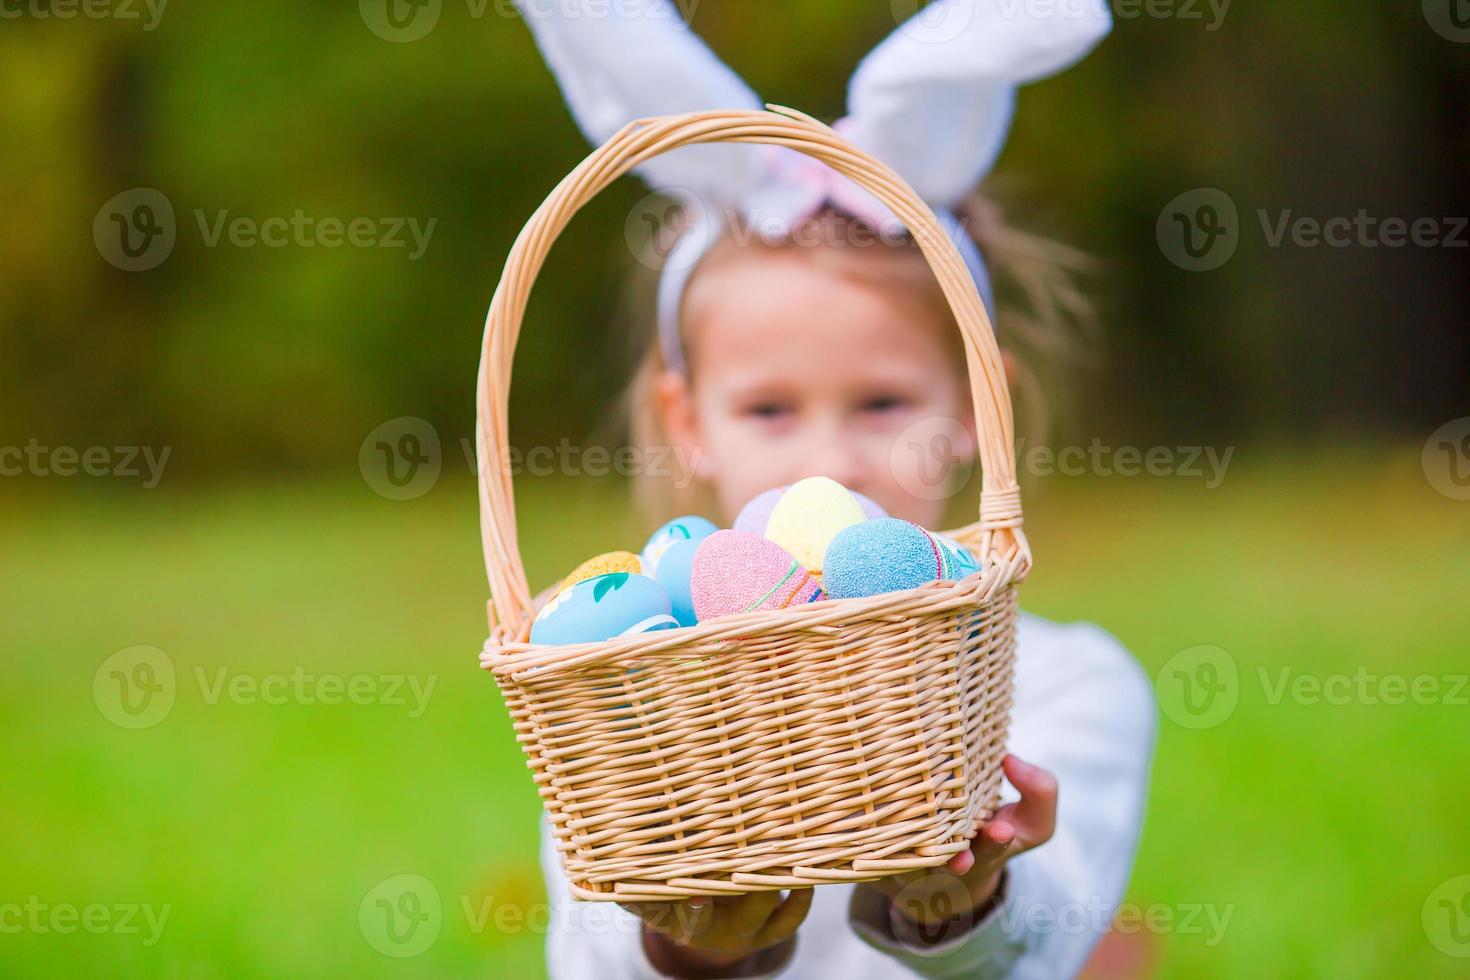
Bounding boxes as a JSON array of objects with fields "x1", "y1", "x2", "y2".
[{"x1": 515, "y1": 0, "x2": 1111, "y2": 374}]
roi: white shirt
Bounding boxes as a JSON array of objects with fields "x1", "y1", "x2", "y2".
[{"x1": 540, "y1": 612, "x2": 1158, "y2": 979}]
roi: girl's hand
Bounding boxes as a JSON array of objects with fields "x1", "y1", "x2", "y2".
[
  {"x1": 621, "y1": 889, "x2": 814, "y2": 975},
  {"x1": 871, "y1": 755, "x2": 1058, "y2": 929}
]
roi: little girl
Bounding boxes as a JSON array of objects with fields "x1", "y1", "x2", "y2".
[{"x1": 515, "y1": 2, "x2": 1155, "y2": 977}]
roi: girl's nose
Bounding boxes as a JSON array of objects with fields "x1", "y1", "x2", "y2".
[{"x1": 794, "y1": 419, "x2": 870, "y2": 495}]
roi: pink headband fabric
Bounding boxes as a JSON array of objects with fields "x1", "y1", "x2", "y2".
[{"x1": 515, "y1": 0, "x2": 1111, "y2": 374}]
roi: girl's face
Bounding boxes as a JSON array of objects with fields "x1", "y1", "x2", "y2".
[{"x1": 657, "y1": 248, "x2": 977, "y2": 529}]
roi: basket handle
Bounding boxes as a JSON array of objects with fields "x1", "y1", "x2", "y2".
[{"x1": 477, "y1": 105, "x2": 1028, "y2": 633}]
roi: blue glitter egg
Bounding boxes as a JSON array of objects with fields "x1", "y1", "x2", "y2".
[{"x1": 822, "y1": 518, "x2": 949, "y2": 600}]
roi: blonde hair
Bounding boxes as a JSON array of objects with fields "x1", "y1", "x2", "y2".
[{"x1": 606, "y1": 187, "x2": 1099, "y2": 523}]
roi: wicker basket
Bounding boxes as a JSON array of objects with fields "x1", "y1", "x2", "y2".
[{"x1": 476, "y1": 105, "x2": 1032, "y2": 902}]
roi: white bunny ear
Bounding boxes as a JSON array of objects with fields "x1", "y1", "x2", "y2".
[
  {"x1": 842, "y1": 0, "x2": 1112, "y2": 209},
  {"x1": 515, "y1": 0, "x2": 766, "y2": 205}
]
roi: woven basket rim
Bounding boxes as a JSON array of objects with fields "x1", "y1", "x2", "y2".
[{"x1": 483, "y1": 551, "x2": 1027, "y2": 682}]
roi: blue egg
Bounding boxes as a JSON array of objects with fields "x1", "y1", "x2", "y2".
[
  {"x1": 933, "y1": 533, "x2": 982, "y2": 580},
  {"x1": 530, "y1": 573, "x2": 676, "y2": 645},
  {"x1": 652, "y1": 537, "x2": 701, "y2": 627},
  {"x1": 822, "y1": 518, "x2": 947, "y2": 600},
  {"x1": 640, "y1": 515, "x2": 719, "y2": 576}
]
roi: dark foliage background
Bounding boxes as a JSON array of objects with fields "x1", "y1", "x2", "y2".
[{"x1": 3, "y1": 1, "x2": 1466, "y2": 471}]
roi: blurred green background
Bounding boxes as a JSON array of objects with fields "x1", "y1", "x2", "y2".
[{"x1": 3, "y1": 1, "x2": 1468, "y2": 977}]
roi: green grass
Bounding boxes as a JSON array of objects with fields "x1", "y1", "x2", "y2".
[{"x1": 1, "y1": 449, "x2": 1466, "y2": 977}]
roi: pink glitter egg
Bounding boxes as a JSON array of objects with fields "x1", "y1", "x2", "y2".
[{"x1": 690, "y1": 531, "x2": 825, "y2": 621}]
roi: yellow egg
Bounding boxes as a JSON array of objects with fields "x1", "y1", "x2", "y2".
[
  {"x1": 561, "y1": 551, "x2": 643, "y2": 591},
  {"x1": 763, "y1": 477, "x2": 867, "y2": 575}
]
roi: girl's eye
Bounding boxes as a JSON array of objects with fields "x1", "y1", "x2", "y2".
[
  {"x1": 745, "y1": 402, "x2": 793, "y2": 420},
  {"x1": 861, "y1": 395, "x2": 909, "y2": 414}
]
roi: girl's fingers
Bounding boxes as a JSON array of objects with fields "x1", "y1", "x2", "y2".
[
  {"x1": 947, "y1": 818, "x2": 1018, "y2": 873},
  {"x1": 948, "y1": 756, "x2": 1057, "y2": 875},
  {"x1": 628, "y1": 900, "x2": 712, "y2": 943},
  {"x1": 751, "y1": 888, "x2": 814, "y2": 948},
  {"x1": 998, "y1": 755, "x2": 1058, "y2": 847},
  {"x1": 724, "y1": 890, "x2": 781, "y2": 938}
]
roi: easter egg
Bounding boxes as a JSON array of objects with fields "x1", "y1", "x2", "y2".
[
  {"x1": 690, "y1": 531, "x2": 825, "y2": 621},
  {"x1": 763, "y1": 477, "x2": 868, "y2": 575},
  {"x1": 735, "y1": 484, "x2": 888, "y2": 537},
  {"x1": 652, "y1": 537, "x2": 701, "y2": 627},
  {"x1": 641, "y1": 515, "x2": 719, "y2": 577},
  {"x1": 852, "y1": 491, "x2": 888, "y2": 521},
  {"x1": 822, "y1": 518, "x2": 960, "y2": 600},
  {"x1": 561, "y1": 550, "x2": 643, "y2": 590},
  {"x1": 733, "y1": 486, "x2": 786, "y2": 534},
  {"x1": 530, "y1": 573, "x2": 678, "y2": 646},
  {"x1": 932, "y1": 533, "x2": 982, "y2": 580}
]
